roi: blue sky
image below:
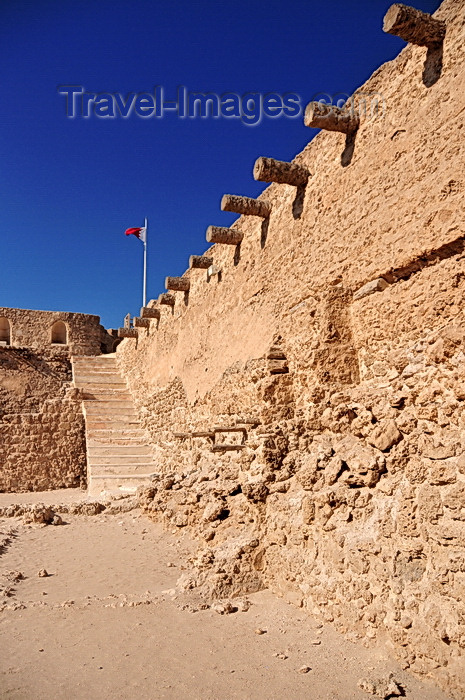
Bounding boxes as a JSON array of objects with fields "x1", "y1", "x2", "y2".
[{"x1": 0, "y1": 0, "x2": 441, "y2": 329}]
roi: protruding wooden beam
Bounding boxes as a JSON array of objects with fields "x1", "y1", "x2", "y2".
[
  {"x1": 134, "y1": 317, "x2": 150, "y2": 328},
  {"x1": 253, "y1": 157, "x2": 309, "y2": 187},
  {"x1": 189, "y1": 255, "x2": 213, "y2": 269},
  {"x1": 304, "y1": 102, "x2": 360, "y2": 134},
  {"x1": 206, "y1": 226, "x2": 243, "y2": 246},
  {"x1": 158, "y1": 293, "x2": 175, "y2": 306},
  {"x1": 117, "y1": 327, "x2": 138, "y2": 338},
  {"x1": 383, "y1": 4, "x2": 446, "y2": 47},
  {"x1": 140, "y1": 306, "x2": 161, "y2": 319},
  {"x1": 165, "y1": 276, "x2": 190, "y2": 292},
  {"x1": 221, "y1": 194, "x2": 271, "y2": 219}
]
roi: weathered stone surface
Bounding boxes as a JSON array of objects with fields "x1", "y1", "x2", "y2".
[
  {"x1": 335, "y1": 436, "x2": 386, "y2": 487},
  {"x1": 111, "y1": 3, "x2": 465, "y2": 698},
  {"x1": 353, "y1": 278, "x2": 390, "y2": 301},
  {"x1": 0, "y1": 347, "x2": 87, "y2": 492},
  {"x1": 357, "y1": 673, "x2": 403, "y2": 698},
  {"x1": 268, "y1": 359, "x2": 289, "y2": 375},
  {"x1": 367, "y1": 419, "x2": 402, "y2": 452}
]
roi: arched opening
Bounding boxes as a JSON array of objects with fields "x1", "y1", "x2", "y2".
[
  {"x1": 51, "y1": 320, "x2": 68, "y2": 344},
  {"x1": 0, "y1": 317, "x2": 10, "y2": 345}
]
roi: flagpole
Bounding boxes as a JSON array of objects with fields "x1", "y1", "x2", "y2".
[{"x1": 143, "y1": 217, "x2": 147, "y2": 308}]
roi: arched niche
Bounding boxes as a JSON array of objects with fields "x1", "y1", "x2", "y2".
[
  {"x1": 0, "y1": 317, "x2": 10, "y2": 345},
  {"x1": 51, "y1": 320, "x2": 68, "y2": 344}
]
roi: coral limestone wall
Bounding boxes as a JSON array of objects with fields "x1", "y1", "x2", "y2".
[
  {"x1": 0, "y1": 347, "x2": 86, "y2": 491},
  {"x1": 116, "y1": 2, "x2": 465, "y2": 697},
  {"x1": 0, "y1": 306, "x2": 116, "y2": 491}
]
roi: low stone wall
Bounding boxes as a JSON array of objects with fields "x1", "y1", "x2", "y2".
[
  {"x1": 0, "y1": 348, "x2": 87, "y2": 492},
  {"x1": 0, "y1": 397, "x2": 87, "y2": 492}
]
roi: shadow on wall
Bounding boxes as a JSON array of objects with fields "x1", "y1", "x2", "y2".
[
  {"x1": 51, "y1": 320, "x2": 68, "y2": 345},
  {"x1": 0, "y1": 317, "x2": 11, "y2": 345}
]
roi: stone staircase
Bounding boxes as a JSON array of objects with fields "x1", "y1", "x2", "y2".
[{"x1": 72, "y1": 354, "x2": 155, "y2": 497}]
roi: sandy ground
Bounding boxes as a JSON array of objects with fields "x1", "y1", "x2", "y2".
[{"x1": 0, "y1": 490, "x2": 451, "y2": 700}]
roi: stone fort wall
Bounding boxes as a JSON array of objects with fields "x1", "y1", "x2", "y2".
[
  {"x1": 118, "y1": 1, "x2": 463, "y2": 696},
  {"x1": 0, "y1": 307, "x2": 113, "y2": 492}
]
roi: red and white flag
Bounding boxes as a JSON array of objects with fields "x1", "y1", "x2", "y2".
[
  {"x1": 125, "y1": 226, "x2": 146, "y2": 243},
  {"x1": 125, "y1": 218, "x2": 148, "y2": 306}
]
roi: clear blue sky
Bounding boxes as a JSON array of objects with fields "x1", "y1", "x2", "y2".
[{"x1": 0, "y1": 0, "x2": 441, "y2": 329}]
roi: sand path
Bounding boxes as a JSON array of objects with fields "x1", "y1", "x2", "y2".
[{"x1": 0, "y1": 491, "x2": 450, "y2": 700}]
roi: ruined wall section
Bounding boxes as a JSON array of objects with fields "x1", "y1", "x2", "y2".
[
  {"x1": 0, "y1": 306, "x2": 114, "y2": 491},
  {"x1": 0, "y1": 307, "x2": 111, "y2": 356},
  {"x1": 117, "y1": 1, "x2": 465, "y2": 697},
  {"x1": 118, "y1": 0, "x2": 464, "y2": 404},
  {"x1": 0, "y1": 348, "x2": 87, "y2": 492}
]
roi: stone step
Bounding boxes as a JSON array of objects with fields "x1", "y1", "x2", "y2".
[
  {"x1": 89, "y1": 464, "x2": 154, "y2": 476},
  {"x1": 87, "y1": 431, "x2": 148, "y2": 439},
  {"x1": 84, "y1": 406, "x2": 138, "y2": 416},
  {"x1": 73, "y1": 362, "x2": 118, "y2": 372},
  {"x1": 75, "y1": 372, "x2": 119, "y2": 379},
  {"x1": 74, "y1": 366, "x2": 118, "y2": 373},
  {"x1": 77, "y1": 388, "x2": 129, "y2": 396},
  {"x1": 73, "y1": 365, "x2": 121, "y2": 372},
  {"x1": 73, "y1": 359, "x2": 117, "y2": 365},
  {"x1": 88, "y1": 441, "x2": 151, "y2": 449},
  {"x1": 88, "y1": 473, "x2": 154, "y2": 497},
  {"x1": 81, "y1": 400, "x2": 134, "y2": 409},
  {"x1": 82, "y1": 391, "x2": 131, "y2": 397},
  {"x1": 83, "y1": 395, "x2": 133, "y2": 402},
  {"x1": 74, "y1": 376, "x2": 126, "y2": 385},
  {"x1": 90, "y1": 454, "x2": 154, "y2": 465},
  {"x1": 72, "y1": 355, "x2": 155, "y2": 498},
  {"x1": 75, "y1": 369, "x2": 118, "y2": 375},
  {"x1": 85, "y1": 420, "x2": 142, "y2": 430},
  {"x1": 78, "y1": 386, "x2": 129, "y2": 394},
  {"x1": 73, "y1": 355, "x2": 117, "y2": 363},
  {"x1": 86, "y1": 429, "x2": 147, "y2": 439},
  {"x1": 87, "y1": 445, "x2": 152, "y2": 456},
  {"x1": 81, "y1": 391, "x2": 132, "y2": 400},
  {"x1": 84, "y1": 408, "x2": 137, "y2": 422}
]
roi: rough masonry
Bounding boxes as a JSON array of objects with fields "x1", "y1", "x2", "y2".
[
  {"x1": 0, "y1": 308, "x2": 116, "y2": 491},
  {"x1": 114, "y1": 2, "x2": 465, "y2": 697}
]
